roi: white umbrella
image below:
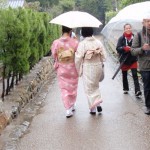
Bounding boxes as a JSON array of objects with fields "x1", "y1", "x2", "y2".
[{"x1": 49, "y1": 11, "x2": 102, "y2": 28}]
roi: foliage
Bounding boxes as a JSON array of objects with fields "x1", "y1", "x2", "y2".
[
  {"x1": 106, "y1": 10, "x2": 118, "y2": 23},
  {"x1": 0, "y1": 0, "x2": 7, "y2": 8},
  {"x1": 26, "y1": 1, "x2": 41, "y2": 11},
  {"x1": 59, "y1": 0, "x2": 75, "y2": 13},
  {"x1": 48, "y1": 0, "x2": 75, "y2": 17},
  {"x1": 0, "y1": 7, "x2": 60, "y2": 98},
  {"x1": 77, "y1": 0, "x2": 110, "y2": 26},
  {"x1": 24, "y1": 0, "x2": 147, "y2": 20},
  {"x1": 49, "y1": 4, "x2": 63, "y2": 17},
  {"x1": 104, "y1": 0, "x2": 146, "y2": 23},
  {"x1": 119, "y1": 0, "x2": 145, "y2": 8},
  {"x1": 26, "y1": 0, "x2": 59, "y2": 9},
  {"x1": 26, "y1": 0, "x2": 78, "y2": 9}
]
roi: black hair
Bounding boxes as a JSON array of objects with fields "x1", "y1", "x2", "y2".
[
  {"x1": 81, "y1": 27, "x2": 93, "y2": 37},
  {"x1": 124, "y1": 23, "x2": 132, "y2": 29},
  {"x1": 62, "y1": 26, "x2": 72, "y2": 34}
]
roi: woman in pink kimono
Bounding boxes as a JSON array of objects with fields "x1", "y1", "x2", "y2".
[
  {"x1": 51, "y1": 26, "x2": 79, "y2": 118},
  {"x1": 75, "y1": 27, "x2": 106, "y2": 115}
]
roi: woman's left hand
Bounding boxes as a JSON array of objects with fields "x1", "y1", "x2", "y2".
[{"x1": 123, "y1": 46, "x2": 131, "y2": 52}]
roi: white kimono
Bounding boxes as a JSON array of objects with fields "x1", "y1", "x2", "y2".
[{"x1": 75, "y1": 36, "x2": 106, "y2": 110}]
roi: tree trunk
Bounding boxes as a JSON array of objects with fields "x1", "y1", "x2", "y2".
[
  {"x1": 10, "y1": 72, "x2": 15, "y2": 89},
  {"x1": 19, "y1": 73, "x2": 23, "y2": 81},
  {"x1": 6, "y1": 72, "x2": 11, "y2": 95},
  {"x1": 1, "y1": 66, "x2": 6, "y2": 101},
  {"x1": 16, "y1": 73, "x2": 19, "y2": 85}
]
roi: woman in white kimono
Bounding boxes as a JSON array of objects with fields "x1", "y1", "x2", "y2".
[{"x1": 75, "y1": 27, "x2": 106, "y2": 115}]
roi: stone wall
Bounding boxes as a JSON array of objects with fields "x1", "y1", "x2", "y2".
[{"x1": 0, "y1": 56, "x2": 54, "y2": 134}]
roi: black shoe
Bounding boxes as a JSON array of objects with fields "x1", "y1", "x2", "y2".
[
  {"x1": 90, "y1": 112, "x2": 96, "y2": 115},
  {"x1": 135, "y1": 91, "x2": 142, "y2": 97},
  {"x1": 144, "y1": 107, "x2": 150, "y2": 115},
  {"x1": 97, "y1": 106, "x2": 102, "y2": 113},
  {"x1": 89, "y1": 108, "x2": 96, "y2": 115},
  {"x1": 123, "y1": 90, "x2": 128, "y2": 94}
]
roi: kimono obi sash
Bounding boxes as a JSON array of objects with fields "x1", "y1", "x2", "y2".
[
  {"x1": 57, "y1": 47, "x2": 75, "y2": 63},
  {"x1": 84, "y1": 48, "x2": 103, "y2": 60}
]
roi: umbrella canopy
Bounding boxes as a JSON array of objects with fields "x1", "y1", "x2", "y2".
[
  {"x1": 101, "y1": 1, "x2": 150, "y2": 45},
  {"x1": 110, "y1": 1, "x2": 150, "y2": 23},
  {"x1": 49, "y1": 11, "x2": 102, "y2": 28},
  {"x1": 101, "y1": 17, "x2": 142, "y2": 39}
]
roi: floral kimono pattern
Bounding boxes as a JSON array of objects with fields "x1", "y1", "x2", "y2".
[
  {"x1": 75, "y1": 36, "x2": 106, "y2": 110},
  {"x1": 51, "y1": 36, "x2": 79, "y2": 110}
]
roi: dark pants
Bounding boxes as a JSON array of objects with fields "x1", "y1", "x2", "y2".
[
  {"x1": 122, "y1": 68, "x2": 140, "y2": 93},
  {"x1": 140, "y1": 71, "x2": 150, "y2": 108}
]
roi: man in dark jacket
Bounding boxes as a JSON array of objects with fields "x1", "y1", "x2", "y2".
[
  {"x1": 131, "y1": 15, "x2": 150, "y2": 115},
  {"x1": 116, "y1": 23, "x2": 141, "y2": 97}
]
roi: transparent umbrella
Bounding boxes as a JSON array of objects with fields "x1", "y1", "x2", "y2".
[
  {"x1": 49, "y1": 11, "x2": 102, "y2": 28},
  {"x1": 101, "y1": 1, "x2": 150, "y2": 44},
  {"x1": 101, "y1": 17, "x2": 143, "y2": 45},
  {"x1": 110, "y1": 1, "x2": 150, "y2": 23}
]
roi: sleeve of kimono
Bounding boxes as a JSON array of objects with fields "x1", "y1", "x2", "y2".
[
  {"x1": 51, "y1": 40, "x2": 59, "y2": 70},
  {"x1": 74, "y1": 40, "x2": 79, "y2": 52},
  {"x1": 75, "y1": 42, "x2": 85, "y2": 76},
  {"x1": 99, "y1": 40, "x2": 107, "y2": 61},
  {"x1": 51, "y1": 40, "x2": 58, "y2": 60}
]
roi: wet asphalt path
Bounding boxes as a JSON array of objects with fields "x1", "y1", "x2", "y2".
[{"x1": 12, "y1": 55, "x2": 150, "y2": 150}]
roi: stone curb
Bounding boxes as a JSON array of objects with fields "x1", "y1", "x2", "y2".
[{"x1": 0, "y1": 56, "x2": 54, "y2": 134}]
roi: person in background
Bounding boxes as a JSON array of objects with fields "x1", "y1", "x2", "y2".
[
  {"x1": 71, "y1": 31, "x2": 77, "y2": 39},
  {"x1": 79, "y1": 29, "x2": 84, "y2": 41},
  {"x1": 131, "y1": 15, "x2": 150, "y2": 115},
  {"x1": 75, "y1": 27, "x2": 106, "y2": 115},
  {"x1": 51, "y1": 26, "x2": 79, "y2": 118},
  {"x1": 116, "y1": 23, "x2": 141, "y2": 97}
]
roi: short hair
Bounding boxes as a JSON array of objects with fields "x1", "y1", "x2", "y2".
[
  {"x1": 62, "y1": 26, "x2": 72, "y2": 34},
  {"x1": 81, "y1": 27, "x2": 93, "y2": 37},
  {"x1": 124, "y1": 23, "x2": 132, "y2": 29}
]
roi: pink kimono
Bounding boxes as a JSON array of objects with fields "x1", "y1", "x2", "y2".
[{"x1": 51, "y1": 36, "x2": 79, "y2": 110}]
